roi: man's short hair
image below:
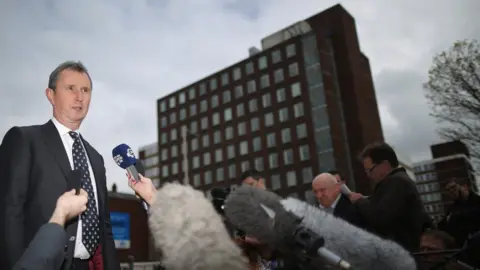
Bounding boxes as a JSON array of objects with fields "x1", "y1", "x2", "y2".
[
  {"x1": 359, "y1": 142, "x2": 399, "y2": 167},
  {"x1": 48, "y1": 61, "x2": 92, "y2": 91},
  {"x1": 327, "y1": 170, "x2": 344, "y2": 181},
  {"x1": 239, "y1": 169, "x2": 263, "y2": 182}
]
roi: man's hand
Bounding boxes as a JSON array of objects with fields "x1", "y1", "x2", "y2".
[
  {"x1": 349, "y1": 192, "x2": 365, "y2": 203},
  {"x1": 49, "y1": 189, "x2": 88, "y2": 226},
  {"x1": 127, "y1": 172, "x2": 157, "y2": 205}
]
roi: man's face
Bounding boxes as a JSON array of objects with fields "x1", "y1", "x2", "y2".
[
  {"x1": 312, "y1": 180, "x2": 340, "y2": 208},
  {"x1": 444, "y1": 182, "x2": 469, "y2": 200},
  {"x1": 46, "y1": 69, "x2": 92, "y2": 127},
  {"x1": 242, "y1": 177, "x2": 266, "y2": 189},
  {"x1": 363, "y1": 157, "x2": 384, "y2": 182}
]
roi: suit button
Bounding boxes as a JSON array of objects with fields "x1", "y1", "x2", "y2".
[{"x1": 69, "y1": 236, "x2": 76, "y2": 241}]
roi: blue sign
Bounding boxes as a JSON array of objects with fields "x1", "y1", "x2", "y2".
[{"x1": 110, "y1": 212, "x2": 131, "y2": 249}]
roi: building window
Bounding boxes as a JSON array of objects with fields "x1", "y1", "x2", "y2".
[
  {"x1": 286, "y1": 43, "x2": 296, "y2": 58},
  {"x1": 274, "y1": 68, "x2": 284, "y2": 83},
  {"x1": 271, "y1": 174, "x2": 281, "y2": 190},
  {"x1": 235, "y1": 85, "x2": 243, "y2": 98},
  {"x1": 188, "y1": 87, "x2": 196, "y2": 100},
  {"x1": 281, "y1": 128, "x2": 291, "y2": 143},
  {"x1": 216, "y1": 167, "x2": 224, "y2": 182},
  {"x1": 162, "y1": 165, "x2": 169, "y2": 177},
  {"x1": 215, "y1": 149, "x2": 223, "y2": 163},
  {"x1": 193, "y1": 174, "x2": 200, "y2": 187},
  {"x1": 227, "y1": 145, "x2": 235, "y2": 159},
  {"x1": 312, "y1": 106, "x2": 329, "y2": 129},
  {"x1": 240, "y1": 141, "x2": 249, "y2": 155},
  {"x1": 258, "y1": 56, "x2": 267, "y2": 70},
  {"x1": 238, "y1": 122, "x2": 246, "y2": 136},
  {"x1": 229, "y1": 164, "x2": 236, "y2": 179},
  {"x1": 160, "y1": 101, "x2": 166, "y2": 112},
  {"x1": 179, "y1": 92, "x2": 186, "y2": 104},
  {"x1": 267, "y1": 133, "x2": 276, "y2": 148},
  {"x1": 179, "y1": 108, "x2": 186, "y2": 121},
  {"x1": 260, "y1": 74, "x2": 270, "y2": 88},
  {"x1": 200, "y1": 100, "x2": 207, "y2": 112},
  {"x1": 306, "y1": 65, "x2": 323, "y2": 86},
  {"x1": 202, "y1": 134, "x2": 209, "y2": 148},
  {"x1": 203, "y1": 152, "x2": 211, "y2": 165},
  {"x1": 214, "y1": 131, "x2": 222, "y2": 144},
  {"x1": 160, "y1": 133, "x2": 167, "y2": 145},
  {"x1": 253, "y1": 137, "x2": 262, "y2": 152},
  {"x1": 210, "y1": 78, "x2": 217, "y2": 90},
  {"x1": 302, "y1": 167, "x2": 313, "y2": 183},
  {"x1": 294, "y1": 103, "x2": 304, "y2": 118},
  {"x1": 211, "y1": 95, "x2": 219, "y2": 108},
  {"x1": 265, "y1": 112, "x2": 274, "y2": 127},
  {"x1": 262, "y1": 93, "x2": 271, "y2": 108},
  {"x1": 251, "y1": 117, "x2": 260, "y2": 132},
  {"x1": 190, "y1": 121, "x2": 198, "y2": 134},
  {"x1": 204, "y1": 171, "x2": 212, "y2": 185},
  {"x1": 299, "y1": 145, "x2": 310, "y2": 161},
  {"x1": 199, "y1": 83, "x2": 207, "y2": 96},
  {"x1": 279, "y1": 108, "x2": 289, "y2": 122},
  {"x1": 191, "y1": 138, "x2": 198, "y2": 151},
  {"x1": 283, "y1": 149, "x2": 294, "y2": 165},
  {"x1": 170, "y1": 129, "x2": 177, "y2": 141},
  {"x1": 225, "y1": 126, "x2": 233, "y2": 140},
  {"x1": 289, "y1": 62, "x2": 299, "y2": 77},
  {"x1": 169, "y1": 97, "x2": 176, "y2": 109},
  {"x1": 171, "y1": 145, "x2": 178, "y2": 157},
  {"x1": 318, "y1": 150, "x2": 335, "y2": 172},
  {"x1": 213, "y1": 112, "x2": 220, "y2": 126},
  {"x1": 193, "y1": 156, "x2": 200, "y2": 169},
  {"x1": 223, "y1": 90, "x2": 231, "y2": 104},
  {"x1": 272, "y1": 49, "x2": 282, "y2": 64},
  {"x1": 247, "y1": 80, "x2": 256, "y2": 93},
  {"x1": 297, "y1": 123, "x2": 308, "y2": 139},
  {"x1": 277, "y1": 88, "x2": 286, "y2": 103},
  {"x1": 287, "y1": 171, "x2": 297, "y2": 187},
  {"x1": 255, "y1": 157, "x2": 264, "y2": 171},
  {"x1": 236, "y1": 103, "x2": 245, "y2": 117},
  {"x1": 221, "y1": 73, "x2": 229, "y2": 86},
  {"x1": 269, "y1": 153, "x2": 278, "y2": 169},
  {"x1": 291, "y1": 82, "x2": 301, "y2": 97},
  {"x1": 245, "y1": 61, "x2": 254, "y2": 75},
  {"x1": 241, "y1": 161, "x2": 250, "y2": 172},
  {"x1": 315, "y1": 128, "x2": 333, "y2": 152},
  {"x1": 233, "y1": 67, "x2": 241, "y2": 81},
  {"x1": 224, "y1": 108, "x2": 233, "y2": 122},
  {"x1": 170, "y1": 112, "x2": 176, "y2": 124}
]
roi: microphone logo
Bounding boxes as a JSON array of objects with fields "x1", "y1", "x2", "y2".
[
  {"x1": 127, "y1": 148, "x2": 135, "y2": 158},
  {"x1": 113, "y1": 154, "x2": 123, "y2": 166}
]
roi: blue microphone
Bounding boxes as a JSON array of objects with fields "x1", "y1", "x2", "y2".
[{"x1": 112, "y1": 143, "x2": 149, "y2": 210}]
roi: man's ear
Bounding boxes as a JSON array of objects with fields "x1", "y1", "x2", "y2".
[{"x1": 45, "y1": 88, "x2": 55, "y2": 106}]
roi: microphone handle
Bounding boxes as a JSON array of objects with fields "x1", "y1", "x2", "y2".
[
  {"x1": 318, "y1": 247, "x2": 352, "y2": 269},
  {"x1": 126, "y1": 165, "x2": 149, "y2": 211}
]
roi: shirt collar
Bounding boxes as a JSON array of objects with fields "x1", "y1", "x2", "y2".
[{"x1": 51, "y1": 117, "x2": 80, "y2": 137}]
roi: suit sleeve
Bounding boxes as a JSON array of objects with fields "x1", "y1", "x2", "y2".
[
  {"x1": 354, "y1": 177, "x2": 409, "y2": 232},
  {"x1": 12, "y1": 223, "x2": 66, "y2": 270},
  {"x1": 100, "y1": 156, "x2": 121, "y2": 270},
  {"x1": 0, "y1": 127, "x2": 31, "y2": 269}
]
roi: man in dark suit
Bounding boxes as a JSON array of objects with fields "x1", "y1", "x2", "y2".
[
  {"x1": 348, "y1": 142, "x2": 427, "y2": 252},
  {"x1": 311, "y1": 173, "x2": 364, "y2": 228},
  {"x1": 0, "y1": 61, "x2": 120, "y2": 269}
]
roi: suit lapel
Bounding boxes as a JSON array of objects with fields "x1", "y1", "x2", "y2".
[{"x1": 40, "y1": 120, "x2": 71, "y2": 180}]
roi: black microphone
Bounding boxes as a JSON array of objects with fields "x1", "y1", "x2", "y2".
[
  {"x1": 67, "y1": 170, "x2": 82, "y2": 195},
  {"x1": 224, "y1": 186, "x2": 417, "y2": 270}
]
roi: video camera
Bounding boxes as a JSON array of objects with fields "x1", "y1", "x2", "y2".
[{"x1": 210, "y1": 187, "x2": 231, "y2": 215}]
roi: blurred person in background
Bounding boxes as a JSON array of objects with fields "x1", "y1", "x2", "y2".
[
  {"x1": 348, "y1": 142, "x2": 428, "y2": 252},
  {"x1": 312, "y1": 173, "x2": 364, "y2": 228}
]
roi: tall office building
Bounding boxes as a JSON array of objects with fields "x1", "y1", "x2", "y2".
[
  {"x1": 138, "y1": 142, "x2": 161, "y2": 188},
  {"x1": 413, "y1": 140, "x2": 476, "y2": 220},
  {"x1": 156, "y1": 4, "x2": 383, "y2": 198}
]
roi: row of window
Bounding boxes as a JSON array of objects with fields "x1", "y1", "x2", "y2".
[
  {"x1": 424, "y1": 203, "x2": 445, "y2": 214},
  {"x1": 159, "y1": 78, "x2": 302, "y2": 130},
  {"x1": 416, "y1": 182, "x2": 441, "y2": 194},
  {"x1": 159, "y1": 43, "x2": 298, "y2": 113},
  {"x1": 414, "y1": 163, "x2": 436, "y2": 173},
  {"x1": 415, "y1": 172, "x2": 437, "y2": 183},
  {"x1": 420, "y1": 192, "x2": 442, "y2": 203}
]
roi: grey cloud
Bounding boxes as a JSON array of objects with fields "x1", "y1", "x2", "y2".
[{"x1": 1, "y1": 0, "x2": 479, "y2": 192}]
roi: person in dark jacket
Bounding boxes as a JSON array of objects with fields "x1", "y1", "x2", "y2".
[
  {"x1": 13, "y1": 189, "x2": 88, "y2": 270},
  {"x1": 348, "y1": 142, "x2": 427, "y2": 252}
]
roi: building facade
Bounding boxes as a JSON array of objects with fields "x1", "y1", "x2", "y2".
[
  {"x1": 413, "y1": 141, "x2": 476, "y2": 220},
  {"x1": 155, "y1": 4, "x2": 384, "y2": 199},
  {"x1": 138, "y1": 142, "x2": 161, "y2": 188}
]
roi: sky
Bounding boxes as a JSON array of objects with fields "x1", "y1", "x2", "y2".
[{"x1": 1, "y1": 0, "x2": 479, "y2": 193}]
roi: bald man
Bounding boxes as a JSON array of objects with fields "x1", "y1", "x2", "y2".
[{"x1": 312, "y1": 173, "x2": 364, "y2": 228}]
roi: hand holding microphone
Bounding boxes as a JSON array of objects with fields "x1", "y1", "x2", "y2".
[
  {"x1": 126, "y1": 172, "x2": 157, "y2": 206},
  {"x1": 49, "y1": 189, "x2": 88, "y2": 226}
]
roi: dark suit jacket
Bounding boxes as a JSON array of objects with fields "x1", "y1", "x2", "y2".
[
  {"x1": 333, "y1": 194, "x2": 365, "y2": 229},
  {"x1": 13, "y1": 223, "x2": 67, "y2": 270},
  {"x1": 0, "y1": 120, "x2": 120, "y2": 270},
  {"x1": 355, "y1": 168, "x2": 426, "y2": 252}
]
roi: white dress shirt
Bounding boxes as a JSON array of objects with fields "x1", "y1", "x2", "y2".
[
  {"x1": 51, "y1": 117, "x2": 99, "y2": 259},
  {"x1": 319, "y1": 193, "x2": 342, "y2": 213}
]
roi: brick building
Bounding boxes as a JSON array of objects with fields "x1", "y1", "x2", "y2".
[
  {"x1": 413, "y1": 140, "x2": 476, "y2": 220},
  {"x1": 154, "y1": 4, "x2": 384, "y2": 199}
]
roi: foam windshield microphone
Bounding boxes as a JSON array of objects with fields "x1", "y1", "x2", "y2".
[
  {"x1": 224, "y1": 185, "x2": 352, "y2": 270},
  {"x1": 225, "y1": 186, "x2": 417, "y2": 270},
  {"x1": 112, "y1": 143, "x2": 148, "y2": 210}
]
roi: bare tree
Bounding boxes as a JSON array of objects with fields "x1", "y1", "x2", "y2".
[{"x1": 424, "y1": 39, "x2": 480, "y2": 161}]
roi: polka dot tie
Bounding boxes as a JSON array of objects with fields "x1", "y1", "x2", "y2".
[{"x1": 69, "y1": 131, "x2": 100, "y2": 256}]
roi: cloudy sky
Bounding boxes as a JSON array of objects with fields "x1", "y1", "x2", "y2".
[{"x1": 1, "y1": 0, "x2": 479, "y2": 193}]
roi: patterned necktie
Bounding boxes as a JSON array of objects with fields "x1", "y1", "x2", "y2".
[{"x1": 69, "y1": 131, "x2": 100, "y2": 256}]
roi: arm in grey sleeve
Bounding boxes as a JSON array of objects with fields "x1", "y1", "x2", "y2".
[{"x1": 13, "y1": 223, "x2": 67, "y2": 270}]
